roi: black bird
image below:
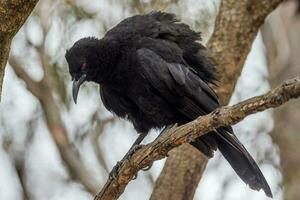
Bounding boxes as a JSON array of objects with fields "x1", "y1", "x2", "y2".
[{"x1": 65, "y1": 11, "x2": 272, "y2": 197}]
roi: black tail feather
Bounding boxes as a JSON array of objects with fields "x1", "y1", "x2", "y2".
[
  {"x1": 215, "y1": 127, "x2": 273, "y2": 198},
  {"x1": 192, "y1": 127, "x2": 272, "y2": 198}
]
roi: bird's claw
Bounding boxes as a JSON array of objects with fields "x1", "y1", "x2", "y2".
[
  {"x1": 132, "y1": 174, "x2": 138, "y2": 180},
  {"x1": 109, "y1": 144, "x2": 145, "y2": 180},
  {"x1": 109, "y1": 161, "x2": 121, "y2": 180},
  {"x1": 127, "y1": 144, "x2": 144, "y2": 157},
  {"x1": 142, "y1": 163, "x2": 153, "y2": 171}
]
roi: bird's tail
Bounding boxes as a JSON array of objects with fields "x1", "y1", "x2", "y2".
[
  {"x1": 214, "y1": 127, "x2": 273, "y2": 198},
  {"x1": 192, "y1": 126, "x2": 272, "y2": 197}
]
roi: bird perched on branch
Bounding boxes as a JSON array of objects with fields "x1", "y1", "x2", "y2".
[{"x1": 65, "y1": 11, "x2": 272, "y2": 197}]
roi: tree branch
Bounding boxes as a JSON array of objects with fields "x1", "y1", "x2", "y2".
[
  {"x1": 0, "y1": 0, "x2": 39, "y2": 101},
  {"x1": 95, "y1": 75, "x2": 300, "y2": 200},
  {"x1": 9, "y1": 56, "x2": 44, "y2": 100}
]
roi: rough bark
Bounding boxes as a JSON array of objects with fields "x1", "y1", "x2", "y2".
[
  {"x1": 272, "y1": 101, "x2": 300, "y2": 200},
  {"x1": 0, "y1": 0, "x2": 39, "y2": 101},
  {"x1": 95, "y1": 76, "x2": 300, "y2": 200},
  {"x1": 150, "y1": 1, "x2": 283, "y2": 199}
]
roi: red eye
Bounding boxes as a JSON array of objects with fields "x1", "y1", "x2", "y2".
[{"x1": 80, "y1": 63, "x2": 87, "y2": 70}]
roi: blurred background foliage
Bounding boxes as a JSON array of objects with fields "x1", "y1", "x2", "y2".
[{"x1": 0, "y1": 0, "x2": 299, "y2": 199}]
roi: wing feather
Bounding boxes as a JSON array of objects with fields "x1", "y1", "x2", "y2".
[{"x1": 137, "y1": 48, "x2": 218, "y2": 118}]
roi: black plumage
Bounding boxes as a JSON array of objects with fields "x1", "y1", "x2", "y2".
[{"x1": 65, "y1": 11, "x2": 272, "y2": 197}]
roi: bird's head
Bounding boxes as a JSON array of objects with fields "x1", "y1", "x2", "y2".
[{"x1": 65, "y1": 37, "x2": 118, "y2": 103}]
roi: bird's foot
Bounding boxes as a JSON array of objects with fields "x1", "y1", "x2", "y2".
[
  {"x1": 127, "y1": 144, "x2": 144, "y2": 157},
  {"x1": 109, "y1": 144, "x2": 144, "y2": 180},
  {"x1": 142, "y1": 163, "x2": 153, "y2": 171},
  {"x1": 158, "y1": 124, "x2": 178, "y2": 136},
  {"x1": 109, "y1": 161, "x2": 122, "y2": 180}
]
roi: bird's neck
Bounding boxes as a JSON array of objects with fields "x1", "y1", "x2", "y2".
[{"x1": 94, "y1": 37, "x2": 120, "y2": 84}]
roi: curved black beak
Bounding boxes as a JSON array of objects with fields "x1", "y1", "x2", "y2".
[{"x1": 72, "y1": 73, "x2": 87, "y2": 104}]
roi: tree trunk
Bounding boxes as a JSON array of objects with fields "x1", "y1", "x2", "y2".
[
  {"x1": 0, "y1": 0, "x2": 39, "y2": 101},
  {"x1": 150, "y1": 145, "x2": 208, "y2": 200},
  {"x1": 262, "y1": 2, "x2": 300, "y2": 199}
]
